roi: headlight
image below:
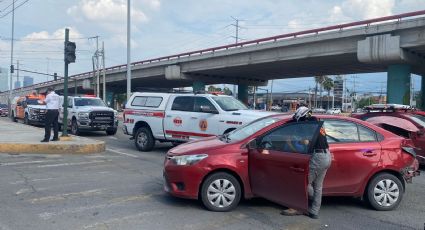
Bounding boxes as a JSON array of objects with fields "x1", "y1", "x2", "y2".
[
  {"x1": 169, "y1": 154, "x2": 208, "y2": 166},
  {"x1": 78, "y1": 112, "x2": 89, "y2": 119}
]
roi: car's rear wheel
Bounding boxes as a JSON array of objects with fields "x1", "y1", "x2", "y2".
[
  {"x1": 134, "y1": 127, "x2": 155, "y2": 151},
  {"x1": 200, "y1": 172, "x2": 241, "y2": 212},
  {"x1": 106, "y1": 127, "x2": 117, "y2": 135},
  {"x1": 366, "y1": 173, "x2": 404, "y2": 211}
]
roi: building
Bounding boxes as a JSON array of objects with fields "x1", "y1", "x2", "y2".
[
  {"x1": 23, "y1": 76, "x2": 34, "y2": 87},
  {"x1": 0, "y1": 67, "x2": 8, "y2": 92},
  {"x1": 14, "y1": 81, "x2": 21, "y2": 89},
  {"x1": 333, "y1": 76, "x2": 344, "y2": 104}
]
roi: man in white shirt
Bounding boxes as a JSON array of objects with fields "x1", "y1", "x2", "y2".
[{"x1": 41, "y1": 87, "x2": 60, "y2": 142}]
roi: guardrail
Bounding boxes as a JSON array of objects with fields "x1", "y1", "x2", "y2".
[{"x1": 7, "y1": 10, "x2": 425, "y2": 93}]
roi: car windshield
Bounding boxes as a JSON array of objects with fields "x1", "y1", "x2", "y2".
[
  {"x1": 26, "y1": 98, "x2": 43, "y2": 105},
  {"x1": 74, "y1": 98, "x2": 106, "y2": 107},
  {"x1": 407, "y1": 114, "x2": 425, "y2": 128},
  {"x1": 211, "y1": 96, "x2": 248, "y2": 111},
  {"x1": 225, "y1": 117, "x2": 280, "y2": 142},
  {"x1": 0, "y1": 104, "x2": 6, "y2": 108}
]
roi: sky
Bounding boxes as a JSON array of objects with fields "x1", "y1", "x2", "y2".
[{"x1": 0, "y1": 0, "x2": 424, "y2": 94}]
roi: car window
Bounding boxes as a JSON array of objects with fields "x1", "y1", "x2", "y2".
[
  {"x1": 226, "y1": 117, "x2": 280, "y2": 142},
  {"x1": 358, "y1": 125, "x2": 377, "y2": 142},
  {"x1": 171, "y1": 96, "x2": 195, "y2": 112},
  {"x1": 323, "y1": 120, "x2": 359, "y2": 143},
  {"x1": 131, "y1": 96, "x2": 162, "y2": 107},
  {"x1": 194, "y1": 97, "x2": 217, "y2": 113},
  {"x1": 260, "y1": 122, "x2": 320, "y2": 154}
]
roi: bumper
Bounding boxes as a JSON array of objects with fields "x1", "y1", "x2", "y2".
[
  {"x1": 29, "y1": 114, "x2": 46, "y2": 123},
  {"x1": 78, "y1": 119, "x2": 118, "y2": 131},
  {"x1": 163, "y1": 159, "x2": 207, "y2": 199}
]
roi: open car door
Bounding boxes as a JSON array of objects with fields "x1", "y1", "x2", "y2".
[{"x1": 248, "y1": 121, "x2": 323, "y2": 213}]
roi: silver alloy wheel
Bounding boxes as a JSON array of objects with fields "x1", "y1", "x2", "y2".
[
  {"x1": 207, "y1": 179, "x2": 236, "y2": 208},
  {"x1": 373, "y1": 179, "x2": 400, "y2": 207},
  {"x1": 137, "y1": 132, "x2": 148, "y2": 147}
]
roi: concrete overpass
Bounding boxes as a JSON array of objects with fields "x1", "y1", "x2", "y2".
[{"x1": 2, "y1": 10, "x2": 425, "y2": 106}]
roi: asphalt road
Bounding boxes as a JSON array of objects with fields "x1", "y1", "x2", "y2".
[{"x1": 0, "y1": 118, "x2": 424, "y2": 230}]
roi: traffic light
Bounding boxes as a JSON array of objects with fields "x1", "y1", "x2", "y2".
[
  {"x1": 64, "y1": 41, "x2": 76, "y2": 63},
  {"x1": 10, "y1": 64, "x2": 14, "y2": 73},
  {"x1": 54, "y1": 72, "x2": 57, "y2": 81}
]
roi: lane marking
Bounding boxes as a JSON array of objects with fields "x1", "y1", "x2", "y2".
[
  {"x1": 0, "y1": 160, "x2": 59, "y2": 166},
  {"x1": 30, "y1": 189, "x2": 105, "y2": 204},
  {"x1": 37, "y1": 160, "x2": 107, "y2": 168},
  {"x1": 106, "y1": 148, "x2": 138, "y2": 158},
  {"x1": 38, "y1": 194, "x2": 154, "y2": 220},
  {"x1": 9, "y1": 177, "x2": 56, "y2": 185}
]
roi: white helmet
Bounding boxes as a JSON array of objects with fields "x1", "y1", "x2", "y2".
[{"x1": 293, "y1": 106, "x2": 312, "y2": 121}]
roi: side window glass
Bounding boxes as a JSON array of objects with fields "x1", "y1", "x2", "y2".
[
  {"x1": 132, "y1": 96, "x2": 147, "y2": 106},
  {"x1": 194, "y1": 97, "x2": 217, "y2": 113},
  {"x1": 171, "y1": 97, "x2": 195, "y2": 112},
  {"x1": 260, "y1": 123, "x2": 320, "y2": 154},
  {"x1": 358, "y1": 125, "x2": 377, "y2": 142},
  {"x1": 145, "y1": 97, "x2": 163, "y2": 107},
  {"x1": 324, "y1": 120, "x2": 359, "y2": 143}
]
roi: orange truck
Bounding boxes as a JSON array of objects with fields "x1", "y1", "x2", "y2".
[{"x1": 11, "y1": 94, "x2": 47, "y2": 125}]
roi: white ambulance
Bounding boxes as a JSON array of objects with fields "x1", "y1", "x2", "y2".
[{"x1": 122, "y1": 92, "x2": 277, "y2": 151}]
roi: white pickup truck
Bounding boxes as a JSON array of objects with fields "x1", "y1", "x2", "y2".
[{"x1": 123, "y1": 92, "x2": 277, "y2": 151}]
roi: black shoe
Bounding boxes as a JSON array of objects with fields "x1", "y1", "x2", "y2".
[
  {"x1": 51, "y1": 138, "x2": 59, "y2": 141},
  {"x1": 308, "y1": 213, "x2": 318, "y2": 219},
  {"x1": 40, "y1": 139, "x2": 49, "y2": 143}
]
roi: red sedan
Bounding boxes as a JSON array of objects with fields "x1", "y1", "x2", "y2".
[{"x1": 163, "y1": 114, "x2": 419, "y2": 212}]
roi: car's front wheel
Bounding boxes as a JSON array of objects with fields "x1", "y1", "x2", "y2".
[
  {"x1": 366, "y1": 173, "x2": 404, "y2": 211},
  {"x1": 200, "y1": 172, "x2": 241, "y2": 212},
  {"x1": 106, "y1": 127, "x2": 117, "y2": 135},
  {"x1": 71, "y1": 119, "x2": 80, "y2": 135}
]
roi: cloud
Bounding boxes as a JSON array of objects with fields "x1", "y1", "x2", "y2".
[{"x1": 331, "y1": 0, "x2": 395, "y2": 21}]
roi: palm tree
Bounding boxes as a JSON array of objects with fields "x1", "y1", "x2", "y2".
[
  {"x1": 323, "y1": 77, "x2": 334, "y2": 109},
  {"x1": 314, "y1": 76, "x2": 326, "y2": 108}
]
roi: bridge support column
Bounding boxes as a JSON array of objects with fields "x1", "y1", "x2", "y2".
[
  {"x1": 387, "y1": 64, "x2": 411, "y2": 105},
  {"x1": 238, "y1": 84, "x2": 248, "y2": 105},
  {"x1": 192, "y1": 81, "x2": 205, "y2": 92}
]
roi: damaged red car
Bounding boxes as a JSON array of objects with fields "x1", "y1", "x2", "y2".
[
  {"x1": 354, "y1": 104, "x2": 425, "y2": 165},
  {"x1": 163, "y1": 114, "x2": 419, "y2": 212}
]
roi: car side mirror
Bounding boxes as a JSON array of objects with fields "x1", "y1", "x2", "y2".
[
  {"x1": 247, "y1": 139, "x2": 258, "y2": 150},
  {"x1": 200, "y1": 105, "x2": 218, "y2": 114}
]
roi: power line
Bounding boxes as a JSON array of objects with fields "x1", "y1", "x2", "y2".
[
  {"x1": 0, "y1": 0, "x2": 17, "y2": 13},
  {"x1": 0, "y1": 0, "x2": 29, "y2": 19}
]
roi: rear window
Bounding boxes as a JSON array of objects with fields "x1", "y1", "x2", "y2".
[{"x1": 131, "y1": 96, "x2": 163, "y2": 108}]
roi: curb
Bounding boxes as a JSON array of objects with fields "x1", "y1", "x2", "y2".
[{"x1": 0, "y1": 141, "x2": 105, "y2": 154}]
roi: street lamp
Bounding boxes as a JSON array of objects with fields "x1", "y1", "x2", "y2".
[{"x1": 126, "y1": 0, "x2": 132, "y2": 101}]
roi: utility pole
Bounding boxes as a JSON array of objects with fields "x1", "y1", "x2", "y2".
[
  {"x1": 16, "y1": 60, "x2": 19, "y2": 88},
  {"x1": 270, "y1": 80, "x2": 274, "y2": 110},
  {"x1": 8, "y1": 0, "x2": 15, "y2": 118},
  {"x1": 126, "y1": 0, "x2": 132, "y2": 101},
  {"x1": 231, "y1": 16, "x2": 242, "y2": 98},
  {"x1": 95, "y1": 36, "x2": 100, "y2": 98},
  {"x1": 102, "y1": 41, "x2": 106, "y2": 102}
]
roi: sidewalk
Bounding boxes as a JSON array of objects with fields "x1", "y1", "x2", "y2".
[{"x1": 0, "y1": 119, "x2": 105, "y2": 154}]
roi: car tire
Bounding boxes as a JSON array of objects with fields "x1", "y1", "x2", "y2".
[
  {"x1": 200, "y1": 172, "x2": 241, "y2": 212},
  {"x1": 106, "y1": 127, "x2": 117, "y2": 135},
  {"x1": 134, "y1": 127, "x2": 155, "y2": 151},
  {"x1": 366, "y1": 173, "x2": 404, "y2": 211},
  {"x1": 24, "y1": 113, "x2": 29, "y2": 125},
  {"x1": 71, "y1": 119, "x2": 80, "y2": 136}
]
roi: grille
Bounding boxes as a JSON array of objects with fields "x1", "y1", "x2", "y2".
[{"x1": 89, "y1": 111, "x2": 114, "y2": 122}]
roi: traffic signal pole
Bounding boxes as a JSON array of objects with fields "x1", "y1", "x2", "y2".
[
  {"x1": 62, "y1": 28, "x2": 70, "y2": 136},
  {"x1": 62, "y1": 28, "x2": 76, "y2": 136}
]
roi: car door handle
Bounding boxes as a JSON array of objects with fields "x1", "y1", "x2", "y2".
[
  {"x1": 362, "y1": 151, "x2": 377, "y2": 157},
  {"x1": 290, "y1": 167, "x2": 305, "y2": 173},
  {"x1": 191, "y1": 117, "x2": 198, "y2": 120}
]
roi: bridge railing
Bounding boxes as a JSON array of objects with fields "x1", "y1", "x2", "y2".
[{"x1": 10, "y1": 10, "x2": 425, "y2": 93}]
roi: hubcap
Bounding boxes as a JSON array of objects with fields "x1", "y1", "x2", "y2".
[
  {"x1": 373, "y1": 179, "x2": 399, "y2": 207},
  {"x1": 207, "y1": 179, "x2": 236, "y2": 208},
  {"x1": 137, "y1": 132, "x2": 148, "y2": 147}
]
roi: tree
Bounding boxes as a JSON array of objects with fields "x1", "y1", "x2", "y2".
[
  {"x1": 314, "y1": 76, "x2": 326, "y2": 108},
  {"x1": 322, "y1": 77, "x2": 334, "y2": 109},
  {"x1": 207, "y1": 85, "x2": 222, "y2": 92},
  {"x1": 223, "y1": 87, "x2": 232, "y2": 95}
]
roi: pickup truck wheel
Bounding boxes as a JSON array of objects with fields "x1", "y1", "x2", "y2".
[
  {"x1": 135, "y1": 127, "x2": 155, "y2": 151},
  {"x1": 366, "y1": 173, "x2": 403, "y2": 211},
  {"x1": 106, "y1": 127, "x2": 117, "y2": 135},
  {"x1": 71, "y1": 119, "x2": 80, "y2": 135},
  {"x1": 200, "y1": 172, "x2": 241, "y2": 212},
  {"x1": 24, "y1": 113, "x2": 29, "y2": 125}
]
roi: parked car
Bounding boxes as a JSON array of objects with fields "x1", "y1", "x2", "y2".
[
  {"x1": 59, "y1": 95, "x2": 118, "y2": 135},
  {"x1": 164, "y1": 114, "x2": 419, "y2": 212},
  {"x1": 312, "y1": 108, "x2": 326, "y2": 113},
  {"x1": 326, "y1": 108, "x2": 342, "y2": 114},
  {"x1": 123, "y1": 92, "x2": 277, "y2": 151},
  {"x1": 353, "y1": 104, "x2": 425, "y2": 165},
  {"x1": 11, "y1": 94, "x2": 46, "y2": 125},
  {"x1": 0, "y1": 104, "x2": 8, "y2": 117}
]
